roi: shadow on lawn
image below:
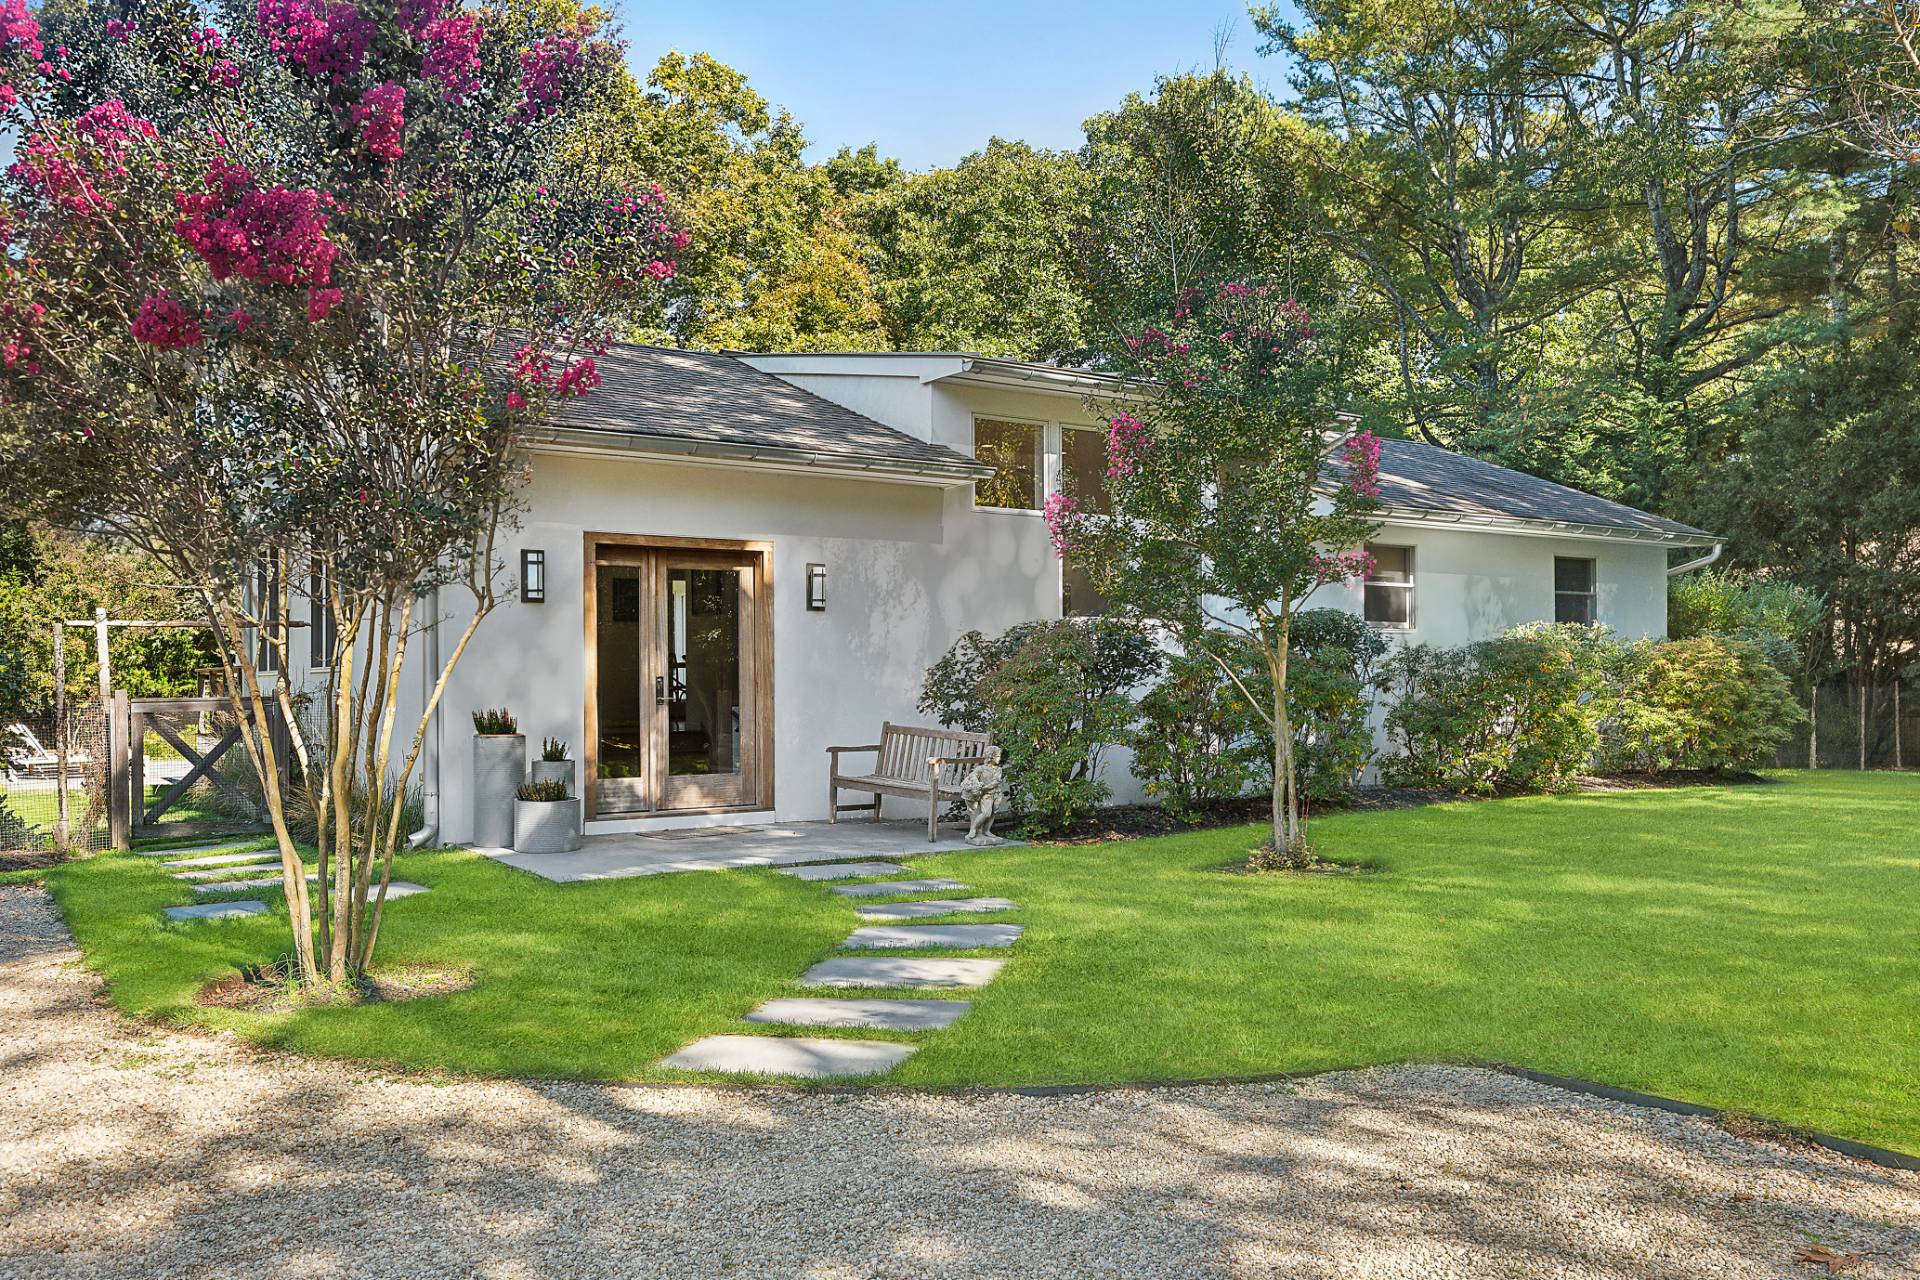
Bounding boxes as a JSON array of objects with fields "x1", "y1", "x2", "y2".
[{"x1": 5, "y1": 882, "x2": 1918, "y2": 1280}]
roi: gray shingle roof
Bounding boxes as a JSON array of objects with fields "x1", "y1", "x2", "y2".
[
  {"x1": 1371, "y1": 437, "x2": 1712, "y2": 540},
  {"x1": 551, "y1": 344, "x2": 987, "y2": 477}
]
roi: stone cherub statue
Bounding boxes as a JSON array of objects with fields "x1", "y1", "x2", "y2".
[{"x1": 960, "y1": 746, "x2": 1006, "y2": 846}]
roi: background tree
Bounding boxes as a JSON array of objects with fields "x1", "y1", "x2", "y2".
[{"x1": 0, "y1": 0, "x2": 681, "y2": 986}]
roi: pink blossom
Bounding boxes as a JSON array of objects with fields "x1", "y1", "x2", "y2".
[
  {"x1": 10, "y1": 104, "x2": 157, "y2": 214},
  {"x1": 0, "y1": 0, "x2": 41, "y2": 63},
  {"x1": 105, "y1": 18, "x2": 135, "y2": 43},
  {"x1": 511, "y1": 21, "x2": 605, "y2": 124},
  {"x1": 175, "y1": 161, "x2": 338, "y2": 289},
  {"x1": 505, "y1": 390, "x2": 526, "y2": 411},
  {"x1": 397, "y1": 0, "x2": 442, "y2": 34},
  {"x1": 230, "y1": 306, "x2": 255, "y2": 333},
  {"x1": 553, "y1": 356, "x2": 598, "y2": 396},
  {"x1": 1342, "y1": 430, "x2": 1381, "y2": 499},
  {"x1": 74, "y1": 100, "x2": 157, "y2": 147},
  {"x1": 1042, "y1": 491, "x2": 1079, "y2": 557},
  {"x1": 1309, "y1": 549, "x2": 1375, "y2": 587},
  {"x1": 1106, "y1": 411, "x2": 1148, "y2": 479},
  {"x1": 421, "y1": 13, "x2": 482, "y2": 102},
  {"x1": 305, "y1": 286, "x2": 343, "y2": 321},
  {"x1": 130, "y1": 294, "x2": 204, "y2": 350},
  {"x1": 255, "y1": 0, "x2": 375, "y2": 83},
  {"x1": 351, "y1": 81, "x2": 406, "y2": 163}
]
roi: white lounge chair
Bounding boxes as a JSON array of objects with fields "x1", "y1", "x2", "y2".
[{"x1": 3, "y1": 723, "x2": 91, "y2": 781}]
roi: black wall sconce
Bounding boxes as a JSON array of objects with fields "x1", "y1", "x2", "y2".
[
  {"x1": 805, "y1": 562, "x2": 826, "y2": 611},
  {"x1": 521, "y1": 549, "x2": 546, "y2": 604}
]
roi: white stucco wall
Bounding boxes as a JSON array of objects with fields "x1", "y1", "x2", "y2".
[{"x1": 267, "y1": 364, "x2": 1680, "y2": 841}]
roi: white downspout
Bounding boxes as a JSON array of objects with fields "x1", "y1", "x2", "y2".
[
  {"x1": 407, "y1": 585, "x2": 442, "y2": 848},
  {"x1": 1666, "y1": 541, "x2": 1724, "y2": 577}
]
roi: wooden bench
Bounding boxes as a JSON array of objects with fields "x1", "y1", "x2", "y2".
[{"x1": 826, "y1": 722, "x2": 997, "y2": 842}]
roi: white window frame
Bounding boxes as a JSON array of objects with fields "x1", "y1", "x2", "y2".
[
  {"x1": 970, "y1": 414, "x2": 1048, "y2": 513},
  {"x1": 1363, "y1": 543, "x2": 1416, "y2": 631},
  {"x1": 1554, "y1": 556, "x2": 1598, "y2": 625}
]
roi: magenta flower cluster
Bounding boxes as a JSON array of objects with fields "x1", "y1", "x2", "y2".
[
  {"x1": 1308, "y1": 549, "x2": 1376, "y2": 587},
  {"x1": 1342, "y1": 430, "x2": 1381, "y2": 499},
  {"x1": 507, "y1": 343, "x2": 599, "y2": 410},
  {"x1": 130, "y1": 294, "x2": 205, "y2": 350},
  {"x1": 1106, "y1": 411, "x2": 1148, "y2": 479},
  {"x1": 0, "y1": 0, "x2": 69, "y2": 108},
  {"x1": 256, "y1": 0, "x2": 375, "y2": 84},
  {"x1": 1042, "y1": 491, "x2": 1079, "y2": 557},
  {"x1": 351, "y1": 81, "x2": 406, "y2": 162},
  {"x1": 421, "y1": 13, "x2": 483, "y2": 103},
  {"x1": 175, "y1": 155, "x2": 341, "y2": 322},
  {"x1": 11, "y1": 100, "x2": 158, "y2": 214},
  {"x1": 512, "y1": 23, "x2": 595, "y2": 125}
]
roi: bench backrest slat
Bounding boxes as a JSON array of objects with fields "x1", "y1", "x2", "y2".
[{"x1": 868, "y1": 722, "x2": 992, "y2": 788}]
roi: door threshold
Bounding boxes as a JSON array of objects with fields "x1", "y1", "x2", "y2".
[{"x1": 584, "y1": 809, "x2": 778, "y2": 836}]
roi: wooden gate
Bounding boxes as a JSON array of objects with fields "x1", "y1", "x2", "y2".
[{"x1": 108, "y1": 694, "x2": 288, "y2": 846}]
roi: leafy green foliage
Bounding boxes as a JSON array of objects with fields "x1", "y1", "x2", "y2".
[
  {"x1": 472, "y1": 708, "x2": 518, "y2": 736},
  {"x1": 1602, "y1": 636, "x2": 1804, "y2": 773},
  {"x1": 1668, "y1": 569, "x2": 1824, "y2": 673},
  {"x1": 1128, "y1": 653, "x2": 1261, "y2": 819},
  {"x1": 1379, "y1": 626, "x2": 1612, "y2": 794},
  {"x1": 921, "y1": 620, "x2": 1161, "y2": 835},
  {"x1": 540, "y1": 736, "x2": 569, "y2": 762},
  {"x1": 516, "y1": 778, "x2": 570, "y2": 802}
]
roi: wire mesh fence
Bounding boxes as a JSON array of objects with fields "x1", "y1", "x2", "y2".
[
  {"x1": 1771, "y1": 683, "x2": 1917, "y2": 770},
  {"x1": 1, "y1": 702, "x2": 109, "y2": 856}
]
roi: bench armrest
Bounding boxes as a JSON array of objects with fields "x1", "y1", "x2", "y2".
[{"x1": 826, "y1": 743, "x2": 882, "y2": 762}]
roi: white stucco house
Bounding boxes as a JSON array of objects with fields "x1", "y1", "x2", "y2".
[{"x1": 262, "y1": 344, "x2": 1721, "y2": 845}]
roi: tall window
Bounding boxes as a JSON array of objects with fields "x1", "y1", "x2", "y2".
[
  {"x1": 1363, "y1": 544, "x2": 1414, "y2": 628},
  {"x1": 309, "y1": 569, "x2": 339, "y2": 669},
  {"x1": 1554, "y1": 557, "x2": 1597, "y2": 624},
  {"x1": 973, "y1": 418, "x2": 1042, "y2": 510},
  {"x1": 1060, "y1": 426, "x2": 1112, "y2": 616}
]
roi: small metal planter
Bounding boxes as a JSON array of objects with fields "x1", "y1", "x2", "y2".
[
  {"x1": 514, "y1": 798, "x2": 582, "y2": 854},
  {"x1": 530, "y1": 758, "x2": 576, "y2": 793},
  {"x1": 472, "y1": 733, "x2": 526, "y2": 849}
]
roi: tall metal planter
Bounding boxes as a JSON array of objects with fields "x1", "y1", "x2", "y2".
[{"x1": 471, "y1": 733, "x2": 525, "y2": 848}]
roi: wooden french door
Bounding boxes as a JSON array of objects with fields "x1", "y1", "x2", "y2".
[{"x1": 586, "y1": 539, "x2": 771, "y2": 817}]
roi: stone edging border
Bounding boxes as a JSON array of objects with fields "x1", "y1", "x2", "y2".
[{"x1": 603, "y1": 1058, "x2": 1920, "y2": 1173}]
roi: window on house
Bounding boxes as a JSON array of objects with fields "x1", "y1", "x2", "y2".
[
  {"x1": 1060, "y1": 426, "x2": 1112, "y2": 616},
  {"x1": 1363, "y1": 544, "x2": 1414, "y2": 628},
  {"x1": 1555, "y1": 557, "x2": 1597, "y2": 624},
  {"x1": 253, "y1": 567, "x2": 281, "y2": 673},
  {"x1": 973, "y1": 418, "x2": 1042, "y2": 510},
  {"x1": 309, "y1": 569, "x2": 338, "y2": 669}
]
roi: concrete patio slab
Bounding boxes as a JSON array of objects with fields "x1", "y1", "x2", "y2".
[
  {"x1": 775, "y1": 861, "x2": 910, "y2": 881},
  {"x1": 799, "y1": 956, "x2": 1005, "y2": 989},
  {"x1": 744, "y1": 997, "x2": 973, "y2": 1031},
  {"x1": 477, "y1": 819, "x2": 1005, "y2": 883},
  {"x1": 842, "y1": 923, "x2": 1024, "y2": 950},
  {"x1": 172, "y1": 862, "x2": 284, "y2": 881},
  {"x1": 658, "y1": 1035, "x2": 916, "y2": 1079},
  {"x1": 830, "y1": 877, "x2": 968, "y2": 898},
  {"x1": 161, "y1": 850, "x2": 284, "y2": 868},
  {"x1": 854, "y1": 897, "x2": 1018, "y2": 921},
  {"x1": 164, "y1": 900, "x2": 268, "y2": 921}
]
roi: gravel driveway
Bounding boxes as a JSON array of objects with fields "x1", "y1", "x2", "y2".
[{"x1": 3, "y1": 882, "x2": 1915, "y2": 1280}]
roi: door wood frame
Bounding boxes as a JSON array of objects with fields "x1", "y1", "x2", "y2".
[{"x1": 582, "y1": 533, "x2": 774, "y2": 820}]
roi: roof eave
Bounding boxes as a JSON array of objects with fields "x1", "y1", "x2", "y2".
[
  {"x1": 519, "y1": 424, "x2": 993, "y2": 487},
  {"x1": 1373, "y1": 504, "x2": 1719, "y2": 547},
  {"x1": 933, "y1": 357, "x2": 1144, "y2": 397}
]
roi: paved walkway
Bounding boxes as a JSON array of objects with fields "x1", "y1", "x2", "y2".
[
  {"x1": 659, "y1": 846, "x2": 1028, "y2": 1079},
  {"x1": 480, "y1": 819, "x2": 993, "y2": 882},
  {"x1": 5, "y1": 883, "x2": 1916, "y2": 1280}
]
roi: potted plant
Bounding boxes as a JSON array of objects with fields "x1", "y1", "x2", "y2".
[
  {"x1": 513, "y1": 778, "x2": 581, "y2": 854},
  {"x1": 471, "y1": 708, "x2": 524, "y2": 849},
  {"x1": 531, "y1": 736, "x2": 574, "y2": 794}
]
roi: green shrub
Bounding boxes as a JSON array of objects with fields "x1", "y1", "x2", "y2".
[
  {"x1": 1668, "y1": 570, "x2": 1823, "y2": 672},
  {"x1": 1129, "y1": 652, "x2": 1260, "y2": 819},
  {"x1": 1601, "y1": 635, "x2": 1803, "y2": 771},
  {"x1": 1379, "y1": 625, "x2": 1611, "y2": 793},
  {"x1": 517, "y1": 778, "x2": 571, "y2": 802},
  {"x1": 540, "y1": 736, "x2": 569, "y2": 762},
  {"x1": 472, "y1": 708, "x2": 518, "y2": 735},
  {"x1": 921, "y1": 619, "x2": 1161, "y2": 835},
  {"x1": 0, "y1": 789, "x2": 43, "y2": 852}
]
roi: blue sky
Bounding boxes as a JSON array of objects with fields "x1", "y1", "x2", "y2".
[{"x1": 612, "y1": 1, "x2": 1300, "y2": 171}]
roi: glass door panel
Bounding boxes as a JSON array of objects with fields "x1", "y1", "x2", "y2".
[
  {"x1": 657, "y1": 559, "x2": 753, "y2": 809},
  {"x1": 593, "y1": 563, "x2": 649, "y2": 813}
]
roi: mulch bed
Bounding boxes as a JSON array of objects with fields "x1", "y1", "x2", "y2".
[
  {"x1": 0, "y1": 850, "x2": 70, "y2": 873},
  {"x1": 197, "y1": 961, "x2": 474, "y2": 1013}
]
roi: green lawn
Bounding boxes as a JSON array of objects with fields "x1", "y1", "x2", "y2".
[{"x1": 42, "y1": 770, "x2": 1920, "y2": 1153}]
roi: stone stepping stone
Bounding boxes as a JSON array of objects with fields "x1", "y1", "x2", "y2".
[
  {"x1": 744, "y1": 997, "x2": 972, "y2": 1031},
  {"x1": 134, "y1": 841, "x2": 259, "y2": 859},
  {"x1": 854, "y1": 897, "x2": 1018, "y2": 922},
  {"x1": 658, "y1": 1035, "x2": 916, "y2": 1079},
  {"x1": 800, "y1": 956, "x2": 1005, "y2": 989},
  {"x1": 841, "y1": 923, "x2": 1023, "y2": 950},
  {"x1": 831, "y1": 878, "x2": 967, "y2": 898},
  {"x1": 775, "y1": 861, "x2": 909, "y2": 881},
  {"x1": 194, "y1": 877, "x2": 431, "y2": 900},
  {"x1": 173, "y1": 861, "x2": 284, "y2": 881},
  {"x1": 163, "y1": 850, "x2": 283, "y2": 868},
  {"x1": 165, "y1": 900, "x2": 268, "y2": 922}
]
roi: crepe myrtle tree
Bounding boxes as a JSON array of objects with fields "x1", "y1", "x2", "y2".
[
  {"x1": 1045, "y1": 282, "x2": 1380, "y2": 862},
  {"x1": 0, "y1": 1, "x2": 684, "y2": 985}
]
